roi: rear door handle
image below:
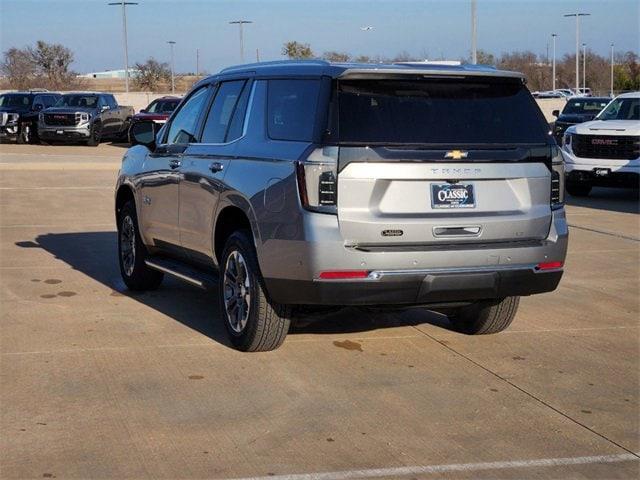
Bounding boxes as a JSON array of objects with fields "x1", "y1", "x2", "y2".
[
  {"x1": 169, "y1": 159, "x2": 181, "y2": 169},
  {"x1": 209, "y1": 162, "x2": 224, "y2": 173}
]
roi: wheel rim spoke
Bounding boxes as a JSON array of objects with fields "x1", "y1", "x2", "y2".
[
  {"x1": 223, "y1": 249, "x2": 251, "y2": 333},
  {"x1": 119, "y1": 216, "x2": 136, "y2": 276}
]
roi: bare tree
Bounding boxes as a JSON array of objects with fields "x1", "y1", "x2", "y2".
[
  {"x1": 28, "y1": 40, "x2": 77, "y2": 89},
  {"x1": 282, "y1": 41, "x2": 314, "y2": 60},
  {"x1": 134, "y1": 58, "x2": 171, "y2": 92},
  {"x1": 322, "y1": 51, "x2": 350, "y2": 62},
  {"x1": 0, "y1": 47, "x2": 36, "y2": 90},
  {"x1": 353, "y1": 55, "x2": 372, "y2": 63}
]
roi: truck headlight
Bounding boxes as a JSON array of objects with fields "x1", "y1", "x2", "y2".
[
  {"x1": 551, "y1": 146, "x2": 565, "y2": 209},
  {"x1": 80, "y1": 113, "x2": 90, "y2": 123},
  {"x1": 562, "y1": 132, "x2": 573, "y2": 148},
  {"x1": 6, "y1": 113, "x2": 19, "y2": 125}
]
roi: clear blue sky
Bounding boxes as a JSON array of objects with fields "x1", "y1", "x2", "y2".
[{"x1": 1, "y1": 0, "x2": 638, "y2": 74}]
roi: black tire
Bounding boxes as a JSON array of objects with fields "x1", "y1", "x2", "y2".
[
  {"x1": 219, "y1": 230, "x2": 291, "y2": 352},
  {"x1": 16, "y1": 123, "x2": 31, "y2": 144},
  {"x1": 449, "y1": 296, "x2": 520, "y2": 335},
  {"x1": 117, "y1": 201, "x2": 164, "y2": 291},
  {"x1": 86, "y1": 123, "x2": 102, "y2": 147},
  {"x1": 566, "y1": 182, "x2": 592, "y2": 197}
]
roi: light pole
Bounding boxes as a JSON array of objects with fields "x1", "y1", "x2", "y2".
[
  {"x1": 471, "y1": 0, "x2": 477, "y2": 64},
  {"x1": 229, "y1": 20, "x2": 253, "y2": 63},
  {"x1": 167, "y1": 40, "x2": 176, "y2": 93},
  {"x1": 564, "y1": 12, "x2": 590, "y2": 93},
  {"x1": 196, "y1": 48, "x2": 199, "y2": 78},
  {"x1": 551, "y1": 33, "x2": 557, "y2": 91},
  {"x1": 582, "y1": 42, "x2": 586, "y2": 93},
  {"x1": 610, "y1": 43, "x2": 615, "y2": 97},
  {"x1": 108, "y1": 1, "x2": 138, "y2": 93}
]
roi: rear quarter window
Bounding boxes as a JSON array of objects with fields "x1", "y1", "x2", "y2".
[{"x1": 267, "y1": 79, "x2": 320, "y2": 142}]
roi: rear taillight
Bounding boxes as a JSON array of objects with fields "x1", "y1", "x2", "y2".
[
  {"x1": 296, "y1": 147, "x2": 338, "y2": 214},
  {"x1": 551, "y1": 146, "x2": 565, "y2": 209}
]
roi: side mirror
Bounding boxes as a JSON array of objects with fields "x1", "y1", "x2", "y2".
[
  {"x1": 140, "y1": 109, "x2": 147, "y2": 113},
  {"x1": 130, "y1": 121, "x2": 158, "y2": 150},
  {"x1": 101, "y1": 105, "x2": 110, "y2": 112},
  {"x1": 33, "y1": 104, "x2": 44, "y2": 112},
  {"x1": 552, "y1": 110, "x2": 560, "y2": 117}
]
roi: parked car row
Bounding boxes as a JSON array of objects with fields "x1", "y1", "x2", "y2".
[
  {"x1": 533, "y1": 88, "x2": 594, "y2": 99},
  {"x1": 560, "y1": 92, "x2": 640, "y2": 196},
  {"x1": 0, "y1": 90, "x2": 181, "y2": 147}
]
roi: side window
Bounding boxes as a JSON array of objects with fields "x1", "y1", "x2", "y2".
[
  {"x1": 44, "y1": 96, "x2": 57, "y2": 107},
  {"x1": 226, "y1": 81, "x2": 252, "y2": 142},
  {"x1": 267, "y1": 79, "x2": 320, "y2": 142},
  {"x1": 32, "y1": 95, "x2": 45, "y2": 110},
  {"x1": 98, "y1": 96, "x2": 108, "y2": 109},
  {"x1": 165, "y1": 87, "x2": 209, "y2": 145},
  {"x1": 201, "y1": 80, "x2": 245, "y2": 144},
  {"x1": 106, "y1": 95, "x2": 118, "y2": 109}
]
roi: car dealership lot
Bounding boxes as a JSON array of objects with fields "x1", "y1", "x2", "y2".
[{"x1": 0, "y1": 143, "x2": 638, "y2": 479}]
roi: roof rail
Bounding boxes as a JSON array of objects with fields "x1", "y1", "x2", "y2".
[
  {"x1": 220, "y1": 59, "x2": 331, "y2": 74},
  {"x1": 28, "y1": 88, "x2": 49, "y2": 92}
]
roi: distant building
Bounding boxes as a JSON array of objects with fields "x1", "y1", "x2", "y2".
[{"x1": 78, "y1": 69, "x2": 139, "y2": 79}]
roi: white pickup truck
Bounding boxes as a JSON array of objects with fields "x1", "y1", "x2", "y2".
[{"x1": 561, "y1": 92, "x2": 639, "y2": 196}]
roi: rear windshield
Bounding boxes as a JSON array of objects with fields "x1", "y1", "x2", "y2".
[
  {"x1": 56, "y1": 95, "x2": 98, "y2": 108},
  {"x1": 336, "y1": 78, "x2": 550, "y2": 145},
  {"x1": 562, "y1": 99, "x2": 609, "y2": 114}
]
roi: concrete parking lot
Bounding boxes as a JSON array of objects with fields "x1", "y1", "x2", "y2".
[{"x1": 1, "y1": 143, "x2": 638, "y2": 479}]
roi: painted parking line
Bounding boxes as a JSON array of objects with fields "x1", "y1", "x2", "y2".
[
  {"x1": 0, "y1": 186, "x2": 113, "y2": 190},
  {"x1": 229, "y1": 453, "x2": 639, "y2": 480}
]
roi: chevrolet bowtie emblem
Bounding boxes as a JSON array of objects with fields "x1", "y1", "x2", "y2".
[{"x1": 444, "y1": 150, "x2": 469, "y2": 160}]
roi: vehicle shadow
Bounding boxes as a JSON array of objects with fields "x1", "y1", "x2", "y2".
[
  {"x1": 22, "y1": 232, "x2": 455, "y2": 347},
  {"x1": 566, "y1": 187, "x2": 639, "y2": 215}
]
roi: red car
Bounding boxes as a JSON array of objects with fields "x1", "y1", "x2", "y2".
[
  {"x1": 128, "y1": 96, "x2": 180, "y2": 143},
  {"x1": 132, "y1": 96, "x2": 180, "y2": 122}
]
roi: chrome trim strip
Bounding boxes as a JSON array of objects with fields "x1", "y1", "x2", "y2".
[
  {"x1": 313, "y1": 263, "x2": 562, "y2": 282},
  {"x1": 144, "y1": 260, "x2": 206, "y2": 289}
]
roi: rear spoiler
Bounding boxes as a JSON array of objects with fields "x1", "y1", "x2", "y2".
[{"x1": 339, "y1": 68, "x2": 525, "y2": 81}]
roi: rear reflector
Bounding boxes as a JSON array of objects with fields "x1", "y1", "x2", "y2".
[
  {"x1": 536, "y1": 261, "x2": 564, "y2": 271},
  {"x1": 319, "y1": 270, "x2": 370, "y2": 280}
]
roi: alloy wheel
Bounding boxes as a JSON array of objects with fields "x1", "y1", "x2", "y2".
[
  {"x1": 120, "y1": 215, "x2": 136, "y2": 277},
  {"x1": 223, "y1": 250, "x2": 251, "y2": 333}
]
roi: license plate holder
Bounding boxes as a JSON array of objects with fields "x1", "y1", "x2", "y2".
[{"x1": 431, "y1": 183, "x2": 476, "y2": 209}]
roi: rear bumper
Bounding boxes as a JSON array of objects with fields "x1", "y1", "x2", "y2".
[
  {"x1": 266, "y1": 267, "x2": 562, "y2": 306},
  {"x1": 260, "y1": 209, "x2": 568, "y2": 306}
]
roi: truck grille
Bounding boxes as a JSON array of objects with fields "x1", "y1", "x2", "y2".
[
  {"x1": 0, "y1": 112, "x2": 19, "y2": 126},
  {"x1": 43, "y1": 113, "x2": 79, "y2": 126},
  {"x1": 572, "y1": 134, "x2": 640, "y2": 160}
]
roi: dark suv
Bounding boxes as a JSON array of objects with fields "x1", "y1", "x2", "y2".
[
  {"x1": 119, "y1": 61, "x2": 568, "y2": 351},
  {"x1": 0, "y1": 91, "x2": 60, "y2": 143},
  {"x1": 552, "y1": 97, "x2": 610, "y2": 143}
]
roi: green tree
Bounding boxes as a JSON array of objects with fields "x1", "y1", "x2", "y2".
[{"x1": 282, "y1": 41, "x2": 314, "y2": 60}]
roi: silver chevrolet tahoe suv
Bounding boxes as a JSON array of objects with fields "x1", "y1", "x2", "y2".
[{"x1": 116, "y1": 61, "x2": 568, "y2": 351}]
